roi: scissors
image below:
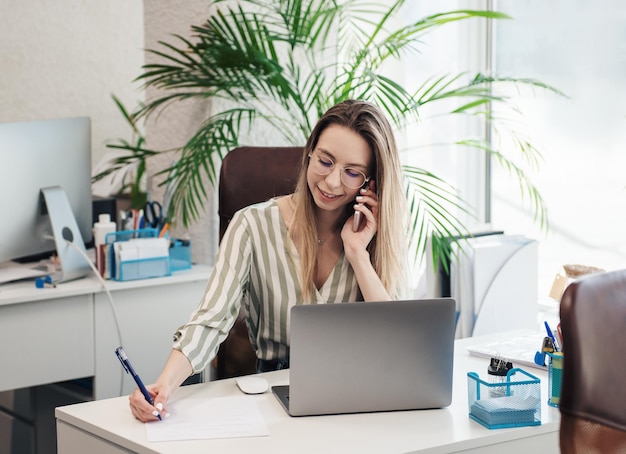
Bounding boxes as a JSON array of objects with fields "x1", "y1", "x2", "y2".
[{"x1": 143, "y1": 201, "x2": 164, "y2": 230}]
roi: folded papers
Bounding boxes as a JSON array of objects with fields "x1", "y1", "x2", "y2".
[
  {"x1": 470, "y1": 395, "x2": 539, "y2": 426},
  {"x1": 111, "y1": 237, "x2": 170, "y2": 281}
]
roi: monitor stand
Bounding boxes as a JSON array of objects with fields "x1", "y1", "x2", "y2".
[{"x1": 41, "y1": 186, "x2": 91, "y2": 283}]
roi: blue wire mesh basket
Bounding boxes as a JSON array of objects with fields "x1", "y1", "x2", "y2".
[{"x1": 467, "y1": 368, "x2": 541, "y2": 429}]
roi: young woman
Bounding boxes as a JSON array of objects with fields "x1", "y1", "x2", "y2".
[{"x1": 129, "y1": 99, "x2": 409, "y2": 421}]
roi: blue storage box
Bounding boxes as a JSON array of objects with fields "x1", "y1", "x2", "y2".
[
  {"x1": 105, "y1": 229, "x2": 171, "y2": 281},
  {"x1": 467, "y1": 368, "x2": 541, "y2": 429}
]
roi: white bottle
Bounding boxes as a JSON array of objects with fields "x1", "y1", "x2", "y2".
[{"x1": 93, "y1": 213, "x2": 116, "y2": 278}]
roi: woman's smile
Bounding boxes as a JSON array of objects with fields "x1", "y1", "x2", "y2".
[{"x1": 316, "y1": 186, "x2": 343, "y2": 203}]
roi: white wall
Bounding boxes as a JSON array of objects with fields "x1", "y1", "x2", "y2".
[
  {"x1": 143, "y1": 1, "x2": 220, "y2": 265},
  {"x1": 0, "y1": 0, "x2": 144, "y2": 167},
  {"x1": 0, "y1": 0, "x2": 233, "y2": 266}
]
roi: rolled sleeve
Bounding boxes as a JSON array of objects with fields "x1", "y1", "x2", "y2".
[{"x1": 172, "y1": 210, "x2": 252, "y2": 373}]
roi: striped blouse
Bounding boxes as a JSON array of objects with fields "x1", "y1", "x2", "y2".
[{"x1": 173, "y1": 199, "x2": 359, "y2": 374}]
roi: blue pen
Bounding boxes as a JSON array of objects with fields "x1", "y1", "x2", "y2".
[
  {"x1": 115, "y1": 347, "x2": 161, "y2": 420},
  {"x1": 544, "y1": 321, "x2": 558, "y2": 351}
]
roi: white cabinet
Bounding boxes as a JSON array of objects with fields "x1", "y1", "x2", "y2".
[
  {"x1": 0, "y1": 265, "x2": 211, "y2": 453},
  {"x1": 0, "y1": 294, "x2": 94, "y2": 392},
  {"x1": 93, "y1": 274, "x2": 208, "y2": 398}
]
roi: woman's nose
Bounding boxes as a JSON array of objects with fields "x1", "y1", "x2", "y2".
[{"x1": 324, "y1": 166, "x2": 343, "y2": 187}]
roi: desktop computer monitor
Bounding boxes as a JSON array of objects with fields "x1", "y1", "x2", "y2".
[{"x1": 0, "y1": 116, "x2": 93, "y2": 280}]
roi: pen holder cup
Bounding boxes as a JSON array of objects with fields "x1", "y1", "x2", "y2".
[
  {"x1": 547, "y1": 352, "x2": 564, "y2": 407},
  {"x1": 467, "y1": 368, "x2": 541, "y2": 429}
]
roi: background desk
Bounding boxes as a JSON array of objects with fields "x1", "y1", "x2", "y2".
[
  {"x1": 0, "y1": 266, "x2": 211, "y2": 454},
  {"x1": 56, "y1": 334, "x2": 561, "y2": 454},
  {"x1": 0, "y1": 265, "x2": 211, "y2": 399}
]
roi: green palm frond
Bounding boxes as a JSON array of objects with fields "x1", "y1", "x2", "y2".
[
  {"x1": 403, "y1": 165, "x2": 474, "y2": 266},
  {"x1": 459, "y1": 138, "x2": 549, "y2": 228},
  {"x1": 158, "y1": 108, "x2": 256, "y2": 226},
  {"x1": 115, "y1": 0, "x2": 564, "y2": 267}
]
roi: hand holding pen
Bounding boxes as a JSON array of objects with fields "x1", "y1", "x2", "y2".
[{"x1": 115, "y1": 347, "x2": 162, "y2": 421}]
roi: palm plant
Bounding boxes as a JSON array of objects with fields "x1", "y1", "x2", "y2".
[
  {"x1": 132, "y1": 0, "x2": 563, "y2": 266},
  {"x1": 93, "y1": 94, "x2": 158, "y2": 209}
]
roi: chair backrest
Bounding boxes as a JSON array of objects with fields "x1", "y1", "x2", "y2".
[
  {"x1": 215, "y1": 146, "x2": 303, "y2": 379},
  {"x1": 218, "y1": 146, "x2": 304, "y2": 240},
  {"x1": 559, "y1": 269, "x2": 626, "y2": 453}
]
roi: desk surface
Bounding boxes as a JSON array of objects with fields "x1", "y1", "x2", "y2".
[
  {"x1": 56, "y1": 333, "x2": 560, "y2": 454},
  {"x1": 0, "y1": 265, "x2": 212, "y2": 307}
]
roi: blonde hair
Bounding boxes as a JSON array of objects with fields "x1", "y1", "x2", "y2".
[{"x1": 291, "y1": 100, "x2": 408, "y2": 302}]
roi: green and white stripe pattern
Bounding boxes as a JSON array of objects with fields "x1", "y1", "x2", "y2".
[{"x1": 173, "y1": 199, "x2": 358, "y2": 373}]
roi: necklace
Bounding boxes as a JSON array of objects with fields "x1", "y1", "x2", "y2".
[{"x1": 317, "y1": 230, "x2": 337, "y2": 246}]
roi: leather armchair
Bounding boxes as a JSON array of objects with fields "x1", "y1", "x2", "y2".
[
  {"x1": 215, "y1": 146, "x2": 303, "y2": 379},
  {"x1": 559, "y1": 268, "x2": 626, "y2": 452}
]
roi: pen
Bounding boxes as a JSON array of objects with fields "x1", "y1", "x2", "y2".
[
  {"x1": 115, "y1": 346, "x2": 161, "y2": 420},
  {"x1": 158, "y1": 222, "x2": 170, "y2": 238}
]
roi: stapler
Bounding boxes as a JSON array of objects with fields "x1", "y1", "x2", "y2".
[{"x1": 533, "y1": 336, "x2": 555, "y2": 367}]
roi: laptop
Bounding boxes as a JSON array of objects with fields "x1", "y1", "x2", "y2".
[{"x1": 272, "y1": 298, "x2": 456, "y2": 416}]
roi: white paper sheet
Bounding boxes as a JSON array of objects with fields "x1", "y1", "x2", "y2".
[
  {"x1": 0, "y1": 264, "x2": 48, "y2": 284},
  {"x1": 466, "y1": 329, "x2": 547, "y2": 370},
  {"x1": 145, "y1": 396, "x2": 269, "y2": 442}
]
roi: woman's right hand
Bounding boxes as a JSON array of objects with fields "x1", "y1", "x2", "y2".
[
  {"x1": 129, "y1": 382, "x2": 172, "y2": 422},
  {"x1": 127, "y1": 349, "x2": 193, "y2": 422}
]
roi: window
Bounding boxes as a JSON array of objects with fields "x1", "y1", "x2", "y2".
[
  {"x1": 491, "y1": 1, "x2": 626, "y2": 293},
  {"x1": 398, "y1": 1, "x2": 490, "y2": 231}
]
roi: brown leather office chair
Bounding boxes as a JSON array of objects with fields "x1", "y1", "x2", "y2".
[
  {"x1": 214, "y1": 146, "x2": 303, "y2": 379},
  {"x1": 559, "y1": 268, "x2": 626, "y2": 453}
]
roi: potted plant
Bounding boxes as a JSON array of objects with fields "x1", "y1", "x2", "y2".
[
  {"x1": 126, "y1": 0, "x2": 563, "y2": 265},
  {"x1": 92, "y1": 95, "x2": 158, "y2": 211}
]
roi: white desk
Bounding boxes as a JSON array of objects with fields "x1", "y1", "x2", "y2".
[
  {"x1": 0, "y1": 265, "x2": 211, "y2": 400},
  {"x1": 55, "y1": 334, "x2": 561, "y2": 453}
]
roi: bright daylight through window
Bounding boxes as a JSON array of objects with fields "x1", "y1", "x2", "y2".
[{"x1": 491, "y1": 0, "x2": 626, "y2": 294}]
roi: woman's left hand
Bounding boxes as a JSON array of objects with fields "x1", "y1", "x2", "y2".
[{"x1": 341, "y1": 181, "x2": 378, "y2": 260}]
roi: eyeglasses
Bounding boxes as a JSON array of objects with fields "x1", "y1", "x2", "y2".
[{"x1": 308, "y1": 152, "x2": 370, "y2": 189}]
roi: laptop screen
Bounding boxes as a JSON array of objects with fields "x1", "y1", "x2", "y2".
[{"x1": 273, "y1": 298, "x2": 456, "y2": 416}]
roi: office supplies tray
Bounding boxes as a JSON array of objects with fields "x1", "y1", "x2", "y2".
[
  {"x1": 105, "y1": 229, "x2": 171, "y2": 281},
  {"x1": 467, "y1": 368, "x2": 541, "y2": 429}
]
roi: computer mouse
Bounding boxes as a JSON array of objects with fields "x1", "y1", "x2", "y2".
[{"x1": 235, "y1": 376, "x2": 269, "y2": 395}]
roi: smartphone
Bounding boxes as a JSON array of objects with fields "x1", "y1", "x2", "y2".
[
  {"x1": 352, "y1": 210, "x2": 363, "y2": 232},
  {"x1": 352, "y1": 181, "x2": 371, "y2": 232}
]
